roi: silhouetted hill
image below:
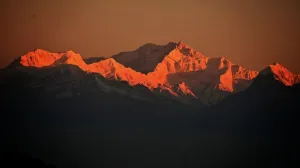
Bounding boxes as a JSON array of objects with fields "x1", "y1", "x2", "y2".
[{"x1": 2, "y1": 153, "x2": 57, "y2": 168}]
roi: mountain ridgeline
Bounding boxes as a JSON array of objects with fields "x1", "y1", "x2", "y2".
[
  {"x1": 1, "y1": 41, "x2": 300, "y2": 168},
  {"x1": 10, "y1": 41, "x2": 264, "y2": 105}
]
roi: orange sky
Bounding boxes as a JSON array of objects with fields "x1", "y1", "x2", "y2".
[{"x1": 0, "y1": 0, "x2": 299, "y2": 72}]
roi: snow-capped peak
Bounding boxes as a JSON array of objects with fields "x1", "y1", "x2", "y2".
[
  {"x1": 260, "y1": 62, "x2": 299, "y2": 86},
  {"x1": 176, "y1": 41, "x2": 188, "y2": 50},
  {"x1": 20, "y1": 49, "x2": 64, "y2": 67}
]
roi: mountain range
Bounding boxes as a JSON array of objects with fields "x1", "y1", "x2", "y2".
[
  {"x1": 1, "y1": 41, "x2": 300, "y2": 168},
  {"x1": 6, "y1": 41, "x2": 299, "y2": 105}
]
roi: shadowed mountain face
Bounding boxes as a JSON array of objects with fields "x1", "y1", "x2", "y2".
[
  {"x1": 112, "y1": 42, "x2": 177, "y2": 73},
  {"x1": 1, "y1": 42, "x2": 300, "y2": 168}
]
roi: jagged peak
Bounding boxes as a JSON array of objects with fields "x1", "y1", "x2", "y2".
[
  {"x1": 269, "y1": 62, "x2": 285, "y2": 70},
  {"x1": 231, "y1": 64, "x2": 258, "y2": 81},
  {"x1": 65, "y1": 50, "x2": 77, "y2": 55},
  {"x1": 206, "y1": 57, "x2": 232, "y2": 70},
  {"x1": 231, "y1": 64, "x2": 250, "y2": 73},
  {"x1": 231, "y1": 64, "x2": 243, "y2": 71},
  {"x1": 63, "y1": 51, "x2": 83, "y2": 60},
  {"x1": 177, "y1": 41, "x2": 185, "y2": 45},
  {"x1": 165, "y1": 41, "x2": 177, "y2": 48},
  {"x1": 112, "y1": 42, "x2": 180, "y2": 73},
  {"x1": 216, "y1": 57, "x2": 232, "y2": 64},
  {"x1": 27, "y1": 49, "x2": 78, "y2": 56},
  {"x1": 219, "y1": 56, "x2": 227, "y2": 61},
  {"x1": 33, "y1": 48, "x2": 49, "y2": 53},
  {"x1": 260, "y1": 62, "x2": 296, "y2": 86},
  {"x1": 176, "y1": 41, "x2": 189, "y2": 50},
  {"x1": 167, "y1": 41, "x2": 177, "y2": 45},
  {"x1": 265, "y1": 62, "x2": 291, "y2": 74},
  {"x1": 271, "y1": 62, "x2": 281, "y2": 66},
  {"x1": 88, "y1": 58, "x2": 121, "y2": 69},
  {"x1": 20, "y1": 49, "x2": 64, "y2": 67}
]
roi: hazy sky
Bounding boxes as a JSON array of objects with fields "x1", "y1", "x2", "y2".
[{"x1": 1, "y1": 0, "x2": 299, "y2": 72}]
